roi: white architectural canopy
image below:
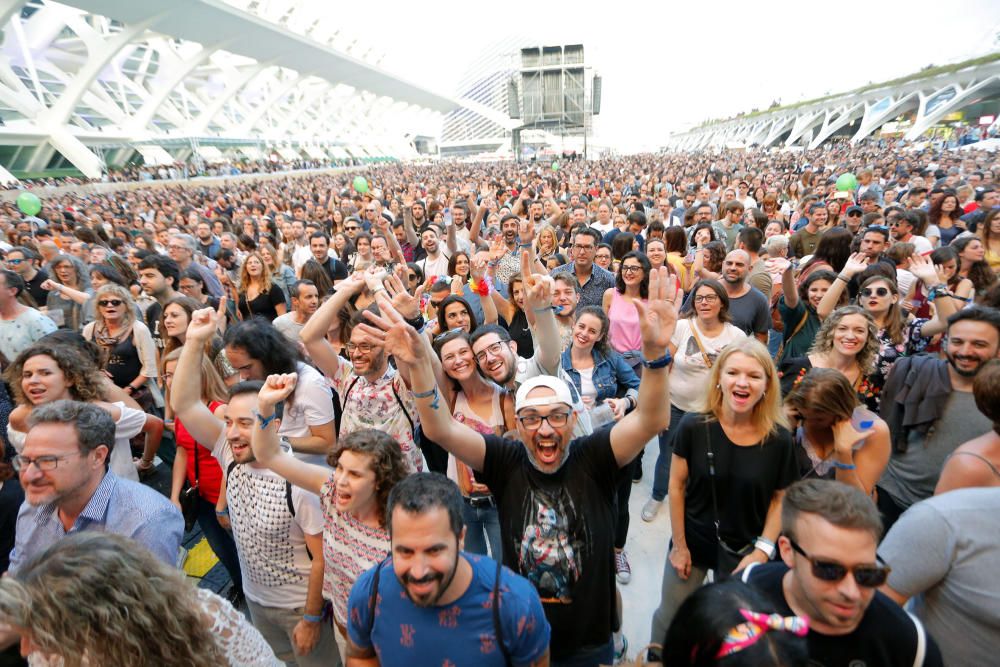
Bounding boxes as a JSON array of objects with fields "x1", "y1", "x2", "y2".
[
  {"x1": 0, "y1": 0, "x2": 462, "y2": 178},
  {"x1": 667, "y1": 53, "x2": 1000, "y2": 151}
]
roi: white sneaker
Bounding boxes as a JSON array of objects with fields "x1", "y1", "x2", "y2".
[
  {"x1": 615, "y1": 550, "x2": 631, "y2": 584},
  {"x1": 641, "y1": 498, "x2": 662, "y2": 522}
]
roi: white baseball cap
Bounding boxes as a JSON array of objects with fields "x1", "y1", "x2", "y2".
[{"x1": 515, "y1": 375, "x2": 575, "y2": 412}]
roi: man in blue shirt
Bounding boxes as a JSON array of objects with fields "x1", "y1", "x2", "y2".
[
  {"x1": 8, "y1": 399, "x2": 183, "y2": 573},
  {"x1": 347, "y1": 473, "x2": 551, "y2": 667}
]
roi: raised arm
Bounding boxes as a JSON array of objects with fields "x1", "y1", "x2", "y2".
[
  {"x1": 817, "y1": 252, "x2": 868, "y2": 320},
  {"x1": 401, "y1": 191, "x2": 419, "y2": 246},
  {"x1": 908, "y1": 253, "x2": 957, "y2": 338},
  {"x1": 778, "y1": 259, "x2": 798, "y2": 309},
  {"x1": 470, "y1": 254, "x2": 498, "y2": 325},
  {"x1": 354, "y1": 301, "x2": 487, "y2": 471},
  {"x1": 171, "y1": 298, "x2": 227, "y2": 447},
  {"x1": 520, "y1": 252, "x2": 560, "y2": 375},
  {"x1": 301, "y1": 273, "x2": 365, "y2": 378},
  {"x1": 251, "y1": 373, "x2": 330, "y2": 496},
  {"x1": 40, "y1": 279, "x2": 90, "y2": 305},
  {"x1": 609, "y1": 267, "x2": 678, "y2": 467}
]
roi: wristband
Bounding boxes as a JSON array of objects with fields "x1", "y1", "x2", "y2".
[
  {"x1": 532, "y1": 305, "x2": 556, "y2": 314},
  {"x1": 404, "y1": 313, "x2": 425, "y2": 330},
  {"x1": 412, "y1": 386, "x2": 440, "y2": 410},
  {"x1": 835, "y1": 274, "x2": 850, "y2": 283},
  {"x1": 216, "y1": 509, "x2": 229, "y2": 516},
  {"x1": 640, "y1": 351, "x2": 673, "y2": 369},
  {"x1": 754, "y1": 537, "x2": 776, "y2": 559},
  {"x1": 253, "y1": 410, "x2": 278, "y2": 430},
  {"x1": 302, "y1": 613, "x2": 323, "y2": 624},
  {"x1": 831, "y1": 460, "x2": 857, "y2": 470}
]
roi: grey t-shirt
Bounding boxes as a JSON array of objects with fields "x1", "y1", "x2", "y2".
[
  {"x1": 879, "y1": 487, "x2": 1000, "y2": 666},
  {"x1": 727, "y1": 287, "x2": 770, "y2": 337},
  {"x1": 879, "y1": 390, "x2": 991, "y2": 509}
]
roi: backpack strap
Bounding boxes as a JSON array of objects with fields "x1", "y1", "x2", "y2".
[
  {"x1": 907, "y1": 611, "x2": 927, "y2": 667},
  {"x1": 366, "y1": 558, "x2": 387, "y2": 639},
  {"x1": 492, "y1": 558, "x2": 512, "y2": 665},
  {"x1": 389, "y1": 376, "x2": 415, "y2": 433}
]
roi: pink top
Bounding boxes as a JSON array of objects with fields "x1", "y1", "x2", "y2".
[{"x1": 608, "y1": 289, "x2": 644, "y2": 354}]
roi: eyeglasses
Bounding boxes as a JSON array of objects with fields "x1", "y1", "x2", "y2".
[
  {"x1": 573, "y1": 244, "x2": 596, "y2": 252},
  {"x1": 517, "y1": 411, "x2": 571, "y2": 430},
  {"x1": 6, "y1": 258, "x2": 23, "y2": 265},
  {"x1": 345, "y1": 226, "x2": 359, "y2": 231},
  {"x1": 366, "y1": 209, "x2": 377, "y2": 214},
  {"x1": 787, "y1": 537, "x2": 890, "y2": 587},
  {"x1": 474, "y1": 341, "x2": 507, "y2": 363},
  {"x1": 620, "y1": 265, "x2": 643, "y2": 275},
  {"x1": 694, "y1": 294, "x2": 719, "y2": 303},
  {"x1": 865, "y1": 225, "x2": 889, "y2": 232},
  {"x1": 12, "y1": 452, "x2": 82, "y2": 472},
  {"x1": 346, "y1": 342, "x2": 375, "y2": 354},
  {"x1": 98, "y1": 299, "x2": 124, "y2": 307},
  {"x1": 860, "y1": 287, "x2": 890, "y2": 298},
  {"x1": 847, "y1": 212, "x2": 862, "y2": 217}
]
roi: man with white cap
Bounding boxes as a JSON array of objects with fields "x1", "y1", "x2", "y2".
[{"x1": 354, "y1": 266, "x2": 679, "y2": 666}]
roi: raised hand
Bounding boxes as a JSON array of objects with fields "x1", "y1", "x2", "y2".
[
  {"x1": 258, "y1": 373, "x2": 298, "y2": 409},
  {"x1": 355, "y1": 301, "x2": 426, "y2": 367},
  {"x1": 187, "y1": 296, "x2": 227, "y2": 343},
  {"x1": 841, "y1": 251, "x2": 870, "y2": 278},
  {"x1": 519, "y1": 219, "x2": 535, "y2": 245},
  {"x1": 39, "y1": 279, "x2": 58, "y2": 291},
  {"x1": 633, "y1": 267, "x2": 679, "y2": 355},
  {"x1": 909, "y1": 253, "x2": 942, "y2": 286}
]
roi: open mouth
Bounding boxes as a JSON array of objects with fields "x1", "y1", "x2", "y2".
[
  {"x1": 486, "y1": 359, "x2": 504, "y2": 374},
  {"x1": 230, "y1": 440, "x2": 249, "y2": 456},
  {"x1": 27, "y1": 387, "x2": 46, "y2": 400},
  {"x1": 534, "y1": 439, "x2": 560, "y2": 464},
  {"x1": 730, "y1": 389, "x2": 752, "y2": 406}
]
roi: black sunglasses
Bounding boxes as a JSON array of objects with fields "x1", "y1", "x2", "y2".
[
  {"x1": 788, "y1": 537, "x2": 890, "y2": 587},
  {"x1": 97, "y1": 299, "x2": 124, "y2": 307},
  {"x1": 860, "y1": 287, "x2": 890, "y2": 298},
  {"x1": 866, "y1": 224, "x2": 889, "y2": 232}
]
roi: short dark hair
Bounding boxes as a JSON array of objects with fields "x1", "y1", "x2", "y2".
[
  {"x1": 782, "y1": 479, "x2": 883, "y2": 542},
  {"x1": 0, "y1": 269, "x2": 24, "y2": 296},
  {"x1": 228, "y1": 379, "x2": 265, "y2": 401},
  {"x1": 291, "y1": 279, "x2": 316, "y2": 299},
  {"x1": 223, "y1": 319, "x2": 301, "y2": 375},
  {"x1": 386, "y1": 472, "x2": 464, "y2": 538},
  {"x1": 946, "y1": 305, "x2": 1000, "y2": 338},
  {"x1": 309, "y1": 231, "x2": 329, "y2": 244},
  {"x1": 737, "y1": 226, "x2": 763, "y2": 254},
  {"x1": 137, "y1": 254, "x2": 180, "y2": 289},
  {"x1": 470, "y1": 323, "x2": 511, "y2": 348},
  {"x1": 575, "y1": 227, "x2": 602, "y2": 245}
]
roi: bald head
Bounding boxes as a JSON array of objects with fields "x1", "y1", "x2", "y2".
[{"x1": 722, "y1": 250, "x2": 750, "y2": 285}]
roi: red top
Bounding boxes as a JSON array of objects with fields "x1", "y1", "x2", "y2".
[{"x1": 177, "y1": 401, "x2": 225, "y2": 504}]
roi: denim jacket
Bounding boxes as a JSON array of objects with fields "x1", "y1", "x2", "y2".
[{"x1": 560, "y1": 346, "x2": 640, "y2": 405}]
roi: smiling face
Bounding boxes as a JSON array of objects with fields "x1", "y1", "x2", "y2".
[
  {"x1": 162, "y1": 303, "x2": 190, "y2": 339},
  {"x1": 620, "y1": 258, "x2": 645, "y2": 287},
  {"x1": 439, "y1": 337, "x2": 476, "y2": 382},
  {"x1": 347, "y1": 328, "x2": 386, "y2": 377},
  {"x1": 719, "y1": 352, "x2": 768, "y2": 416},
  {"x1": 572, "y1": 313, "x2": 604, "y2": 352},
  {"x1": 645, "y1": 241, "x2": 665, "y2": 267},
  {"x1": 19, "y1": 422, "x2": 107, "y2": 508},
  {"x1": 442, "y1": 302, "x2": 471, "y2": 333},
  {"x1": 472, "y1": 333, "x2": 517, "y2": 385},
  {"x1": 515, "y1": 387, "x2": 575, "y2": 472},
  {"x1": 552, "y1": 280, "x2": 579, "y2": 318},
  {"x1": 222, "y1": 393, "x2": 257, "y2": 463},
  {"x1": 21, "y1": 354, "x2": 72, "y2": 405},
  {"x1": 692, "y1": 285, "x2": 722, "y2": 322},
  {"x1": 831, "y1": 313, "x2": 869, "y2": 358},
  {"x1": 391, "y1": 506, "x2": 463, "y2": 608},
  {"x1": 806, "y1": 279, "x2": 832, "y2": 310},
  {"x1": 452, "y1": 254, "x2": 470, "y2": 277},
  {"x1": 944, "y1": 319, "x2": 1000, "y2": 377}
]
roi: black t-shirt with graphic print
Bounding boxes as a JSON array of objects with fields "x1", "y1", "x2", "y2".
[{"x1": 477, "y1": 428, "x2": 617, "y2": 660}]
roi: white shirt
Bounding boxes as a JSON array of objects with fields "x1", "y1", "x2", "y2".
[{"x1": 278, "y1": 362, "x2": 334, "y2": 466}]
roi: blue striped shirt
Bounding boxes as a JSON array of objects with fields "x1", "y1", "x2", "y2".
[{"x1": 8, "y1": 472, "x2": 183, "y2": 573}]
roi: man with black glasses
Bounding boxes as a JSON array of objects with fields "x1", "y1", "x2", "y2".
[
  {"x1": 741, "y1": 480, "x2": 943, "y2": 667},
  {"x1": 550, "y1": 228, "x2": 615, "y2": 309}
]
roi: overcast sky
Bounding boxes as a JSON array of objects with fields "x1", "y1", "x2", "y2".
[{"x1": 337, "y1": 0, "x2": 1000, "y2": 151}]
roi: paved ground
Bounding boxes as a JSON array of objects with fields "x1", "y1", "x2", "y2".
[{"x1": 619, "y1": 443, "x2": 672, "y2": 656}]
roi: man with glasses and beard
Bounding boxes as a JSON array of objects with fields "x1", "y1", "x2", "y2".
[
  {"x1": 346, "y1": 473, "x2": 550, "y2": 666},
  {"x1": 876, "y1": 307, "x2": 1000, "y2": 531},
  {"x1": 740, "y1": 480, "x2": 943, "y2": 667},
  {"x1": 356, "y1": 267, "x2": 677, "y2": 665}
]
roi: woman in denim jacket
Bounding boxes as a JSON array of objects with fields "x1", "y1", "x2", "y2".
[{"x1": 560, "y1": 304, "x2": 642, "y2": 589}]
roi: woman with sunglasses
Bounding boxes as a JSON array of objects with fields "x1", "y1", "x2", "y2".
[
  {"x1": 816, "y1": 253, "x2": 957, "y2": 410},
  {"x1": 429, "y1": 329, "x2": 514, "y2": 557},
  {"x1": 784, "y1": 368, "x2": 890, "y2": 496},
  {"x1": 649, "y1": 338, "x2": 796, "y2": 647}
]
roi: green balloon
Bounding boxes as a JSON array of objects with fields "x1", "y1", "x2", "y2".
[
  {"x1": 352, "y1": 176, "x2": 369, "y2": 193},
  {"x1": 836, "y1": 173, "x2": 858, "y2": 192},
  {"x1": 16, "y1": 191, "x2": 41, "y2": 216},
  {"x1": 551, "y1": 161, "x2": 559, "y2": 171}
]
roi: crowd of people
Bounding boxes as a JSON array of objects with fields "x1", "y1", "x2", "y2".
[{"x1": 0, "y1": 140, "x2": 997, "y2": 666}]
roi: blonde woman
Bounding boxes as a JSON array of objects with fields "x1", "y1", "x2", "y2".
[
  {"x1": 649, "y1": 338, "x2": 796, "y2": 645},
  {"x1": 535, "y1": 223, "x2": 561, "y2": 264},
  {"x1": 0, "y1": 532, "x2": 279, "y2": 666},
  {"x1": 236, "y1": 251, "x2": 286, "y2": 321}
]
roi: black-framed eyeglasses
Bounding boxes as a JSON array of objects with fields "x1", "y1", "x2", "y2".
[
  {"x1": 573, "y1": 244, "x2": 596, "y2": 252},
  {"x1": 860, "y1": 287, "x2": 890, "y2": 298},
  {"x1": 98, "y1": 299, "x2": 124, "y2": 307},
  {"x1": 474, "y1": 341, "x2": 507, "y2": 364},
  {"x1": 12, "y1": 452, "x2": 82, "y2": 472},
  {"x1": 345, "y1": 226, "x2": 359, "y2": 231},
  {"x1": 694, "y1": 294, "x2": 719, "y2": 303},
  {"x1": 620, "y1": 265, "x2": 643, "y2": 275},
  {"x1": 787, "y1": 537, "x2": 890, "y2": 587},
  {"x1": 516, "y1": 411, "x2": 571, "y2": 430},
  {"x1": 346, "y1": 342, "x2": 375, "y2": 354},
  {"x1": 847, "y1": 212, "x2": 862, "y2": 217}
]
